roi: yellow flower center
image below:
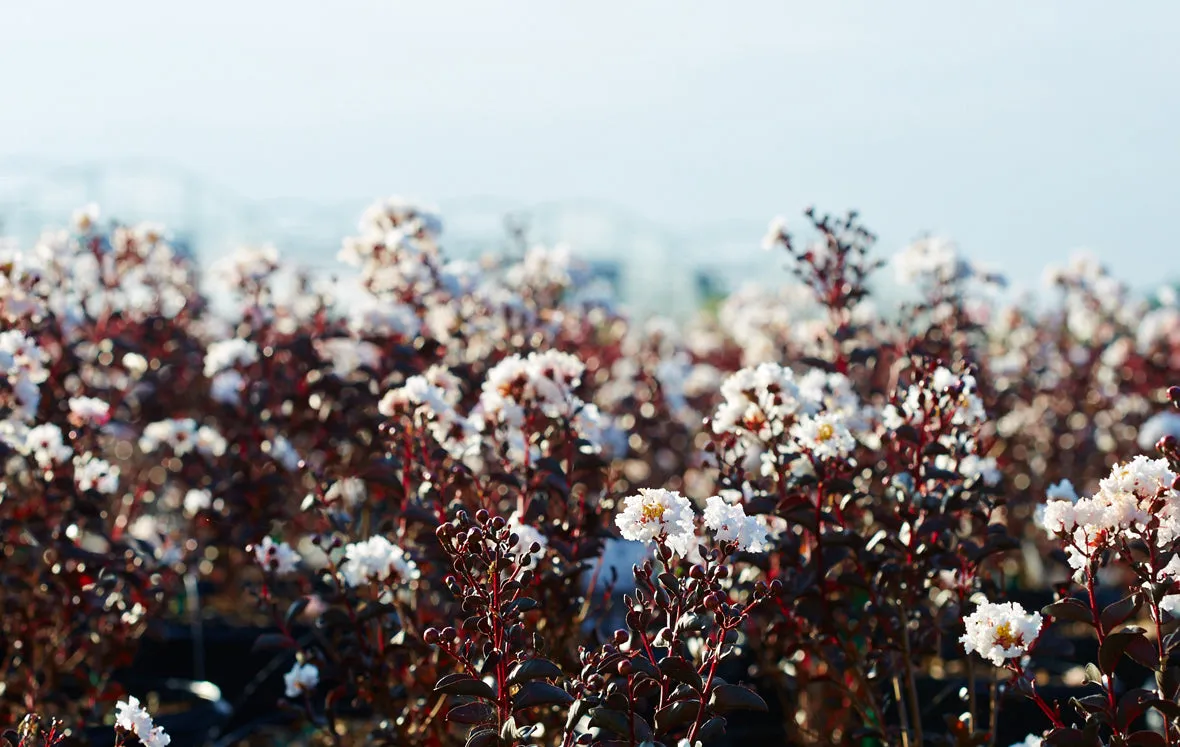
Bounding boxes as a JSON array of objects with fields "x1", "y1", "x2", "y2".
[
  {"x1": 993, "y1": 621, "x2": 1022, "y2": 649},
  {"x1": 640, "y1": 501, "x2": 667, "y2": 523},
  {"x1": 816, "y1": 423, "x2": 835, "y2": 442}
]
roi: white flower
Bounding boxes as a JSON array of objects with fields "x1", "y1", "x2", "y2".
[
  {"x1": 183, "y1": 489, "x2": 213, "y2": 516},
  {"x1": 140, "y1": 418, "x2": 199, "y2": 455},
  {"x1": 265, "y1": 435, "x2": 300, "y2": 471},
  {"x1": 325, "y1": 477, "x2": 367, "y2": 508},
  {"x1": 615, "y1": 488, "x2": 697, "y2": 549},
  {"x1": 340, "y1": 535, "x2": 418, "y2": 587},
  {"x1": 204, "y1": 338, "x2": 259, "y2": 377},
  {"x1": 790, "y1": 412, "x2": 855, "y2": 461},
  {"x1": 24, "y1": 423, "x2": 73, "y2": 467},
  {"x1": 68, "y1": 396, "x2": 110, "y2": 424},
  {"x1": 712, "y1": 363, "x2": 804, "y2": 443},
  {"x1": 1046, "y1": 480, "x2": 1079, "y2": 503},
  {"x1": 284, "y1": 661, "x2": 320, "y2": 698},
  {"x1": 254, "y1": 536, "x2": 301, "y2": 575},
  {"x1": 215, "y1": 244, "x2": 280, "y2": 286},
  {"x1": 1139, "y1": 411, "x2": 1180, "y2": 451},
  {"x1": 123, "y1": 352, "x2": 149, "y2": 375},
  {"x1": 196, "y1": 425, "x2": 228, "y2": 457},
  {"x1": 314, "y1": 338, "x2": 381, "y2": 377},
  {"x1": 703, "y1": 495, "x2": 771, "y2": 552},
  {"x1": 894, "y1": 236, "x2": 970, "y2": 285},
  {"x1": 1010, "y1": 736, "x2": 1042, "y2": 747},
  {"x1": 115, "y1": 696, "x2": 169, "y2": 747},
  {"x1": 960, "y1": 600, "x2": 1043, "y2": 666},
  {"x1": 114, "y1": 696, "x2": 153, "y2": 736},
  {"x1": 505, "y1": 509, "x2": 545, "y2": 557},
  {"x1": 1160, "y1": 594, "x2": 1180, "y2": 619},
  {"x1": 210, "y1": 370, "x2": 246, "y2": 405},
  {"x1": 141, "y1": 725, "x2": 171, "y2": 747},
  {"x1": 479, "y1": 351, "x2": 585, "y2": 423},
  {"x1": 73, "y1": 452, "x2": 119, "y2": 494}
]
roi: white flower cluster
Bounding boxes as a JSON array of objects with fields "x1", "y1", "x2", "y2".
[
  {"x1": 314, "y1": 338, "x2": 381, "y2": 378},
  {"x1": 74, "y1": 452, "x2": 120, "y2": 494},
  {"x1": 337, "y1": 197, "x2": 444, "y2": 304},
  {"x1": 264, "y1": 435, "x2": 301, "y2": 471},
  {"x1": 37, "y1": 219, "x2": 193, "y2": 322},
  {"x1": 505, "y1": 244, "x2": 583, "y2": 291},
  {"x1": 703, "y1": 495, "x2": 772, "y2": 552},
  {"x1": 324, "y1": 477, "x2": 367, "y2": 508},
  {"x1": 0, "y1": 330, "x2": 47, "y2": 420},
  {"x1": 379, "y1": 365, "x2": 478, "y2": 457},
  {"x1": 254, "y1": 536, "x2": 302, "y2": 575},
  {"x1": 894, "y1": 236, "x2": 976, "y2": 286},
  {"x1": 115, "y1": 696, "x2": 171, "y2": 747},
  {"x1": 204, "y1": 338, "x2": 259, "y2": 377},
  {"x1": 68, "y1": 395, "x2": 111, "y2": 425},
  {"x1": 140, "y1": 418, "x2": 228, "y2": 457},
  {"x1": 507, "y1": 510, "x2": 549, "y2": 564},
  {"x1": 960, "y1": 600, "x2": 1043, "y2": 666},
  {"x1": 716, "y1": 284, "x2": 823, "y2": 365},
  {"x1": 615, "y1": 488, "x2": 771, "y2": 556},
  {"x1": 22, "y1": 423, "x2": 72, "y2": 467},
  {"x1": 214, "y1": 244, "x2": 280, "y2": 288},
  {"x1": 883, "y1": 366, "x2": 986, "y2": 431},
  {"x1": 340, "y1": 535, "x2": 419, "y2": 588},
  {"x1": 790, "y1": 412, "x2": 856, "y2": 462},
  {"x1": 284, "y1": 661, "x2": 320, "y2": 698},
  {"x1": 712, "y1": 364, "x2": 868, "y2": 464},
  {"x1": 712, "y1": 363, "x2": 804, "y2": 443},
  {"x1": 469, "y1": 350, "x2": 615, "y2": 462},
  {"x1": 1041, "y1": 455, "x2": 1180, "y2": 572},
  {"x1": 479, "y1": 350, "x2": 585, "y2": 423},
  {"x1": 183, "y1": 488, "x2": 213, "y2": 516}
]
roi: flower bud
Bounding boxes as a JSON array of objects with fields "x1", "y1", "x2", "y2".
[{"x1": 616, "y1": 660, "x2": 633, "y2": 676}]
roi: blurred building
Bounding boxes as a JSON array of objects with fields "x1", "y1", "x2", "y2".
[{"x1": 0, "y1": 159, "x2": 787, "y2": 317}]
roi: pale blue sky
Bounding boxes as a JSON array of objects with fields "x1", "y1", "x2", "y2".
[{"x1": 2, "y1": 2, "x2": 1178, "y2": 291}]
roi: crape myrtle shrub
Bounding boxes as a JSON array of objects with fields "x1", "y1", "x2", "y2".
[{"x1": 1, "y1": 200, "x2": 1179, "y2": 747}]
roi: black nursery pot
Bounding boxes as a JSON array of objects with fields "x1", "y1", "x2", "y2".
[
  {"x1": 904, "y1": 676, "x2": 1090, "y2": 745},
  {"x1": 87, "y1": 678, "x2": 230, "y2": 747},
  {"x1": 122, "y1": 621, "x2": 268, "y2": 700}
]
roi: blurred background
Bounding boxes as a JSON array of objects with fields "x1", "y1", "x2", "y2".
[{"x1": 2, "y1": 1, "x2": 1178, "y2": 314}]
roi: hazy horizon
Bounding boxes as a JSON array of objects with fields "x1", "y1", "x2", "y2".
[{"x1": 3, "y1": 1, "x2": 1179, "y2": 297}]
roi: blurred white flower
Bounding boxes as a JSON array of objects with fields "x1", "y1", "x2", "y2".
[
  {"x1": 340, "y1": 535, "x2": 418, "y2": 587},
  {"x1": 74, "y1": 452, "x2": 119, "y2": 494},
  {"x1": 703, "y1": 495, "x2": 770, "y2": 552},
  {"x1": 24, "y1": 423, "x2": 72, "y2": 467},
  {"x1": 204, "y1": 338, "x2": 258, "y2": 377},
  {"x1": 183, "y1": 489, "x2": 213, "y2": 516},
  {"x1": 284, "y1": 661, "x2": 320, "y2": 698},
  {"x1": 68, "y1": 396, "x2": 111, "y2": 425},
  {"x1": 254, "y1": 536, "x2": 301, "y2": 575}
]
